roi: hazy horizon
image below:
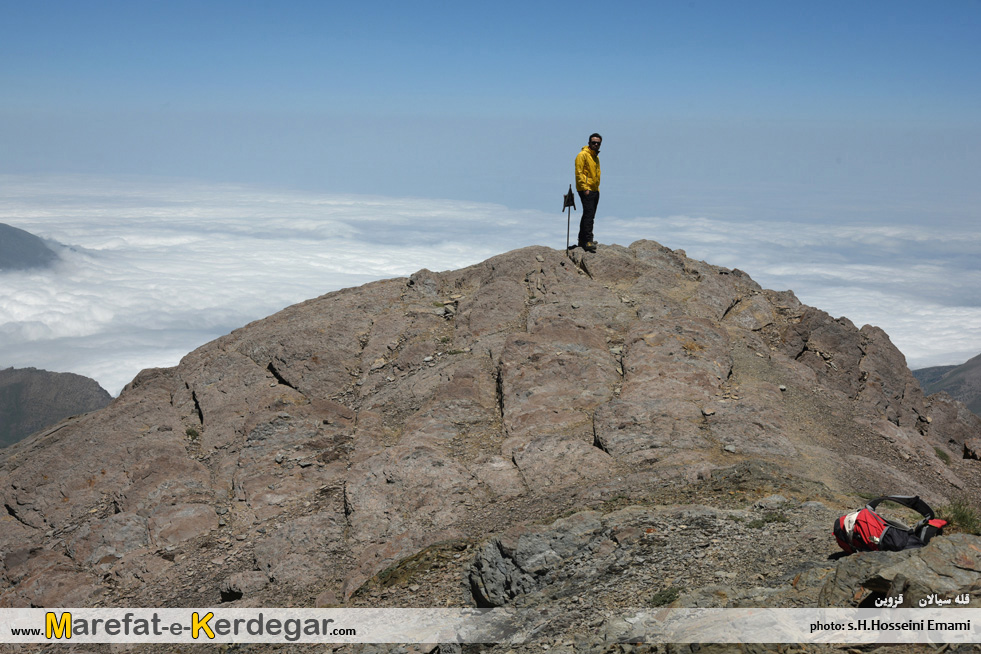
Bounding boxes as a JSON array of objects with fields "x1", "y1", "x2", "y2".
[{"x1": 2, "y1": 174, "x2": 978, "y2": 395}]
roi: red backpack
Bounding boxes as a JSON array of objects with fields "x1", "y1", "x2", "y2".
[{"x1": 834, "y1": 495, "x2": 947, "y2": 554}]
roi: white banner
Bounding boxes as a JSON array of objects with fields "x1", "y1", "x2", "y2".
[{"x1": 1, "y1": 607, "x2": 979, "y2": 644}]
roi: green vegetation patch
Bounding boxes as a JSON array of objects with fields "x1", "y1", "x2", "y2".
[
  {"x1": 747, "y1": 512, "x2": 789, "y2": 529},
  {"x1": 938, "y1": 498, "x2": 981, "y2": 536},
  {"x1": 649, "y1": 586, "x2": 680, "y2": 607},
  {"x1": 355, "y1": 539, "x2": 473, "y2": 595}
]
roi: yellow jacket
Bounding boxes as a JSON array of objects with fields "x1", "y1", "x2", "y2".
[{"x1": 575, "y1": 146, "x2": 601, "y2": 192}]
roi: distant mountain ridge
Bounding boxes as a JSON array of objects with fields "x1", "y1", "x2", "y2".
[
  {"x1": 0, "y1": 222, "x2": 59, "y2": 270},
  {"x1": 0, "y1": 367, "x2": 112, "y2": 448},
  {"x1": 914, "y1": 352, "x2": 981, "y2": 415}
]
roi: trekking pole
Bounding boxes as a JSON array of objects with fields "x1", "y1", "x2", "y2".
[{"x1": 562, "y1": 185, "x2": 576, "y2": 253}]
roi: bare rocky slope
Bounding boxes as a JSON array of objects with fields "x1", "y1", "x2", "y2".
[{"x1": 2, "y1": 240, "x2": 981, "y2": 652}]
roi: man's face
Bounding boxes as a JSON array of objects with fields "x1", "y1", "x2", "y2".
[{"x1": 589, "y1": 138, "x2": 601, "y2": 152}]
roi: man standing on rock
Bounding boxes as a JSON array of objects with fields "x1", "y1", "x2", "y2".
[{"x1": 575, "y1": 133, "x2": 602, "y2": 253}]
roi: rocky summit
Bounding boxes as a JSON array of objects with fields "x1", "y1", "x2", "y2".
[{"x1": 2, "y1": 240, "x2": 981, "y2": 652}]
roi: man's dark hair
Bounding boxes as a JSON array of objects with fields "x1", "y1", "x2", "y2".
[{"x1": 589, "y1": 133, "x2": 603, "y2": 142}]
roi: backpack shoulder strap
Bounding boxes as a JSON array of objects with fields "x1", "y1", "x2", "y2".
[{"x1": 867, "y1": 495, "x2": 935, "y2": 520}]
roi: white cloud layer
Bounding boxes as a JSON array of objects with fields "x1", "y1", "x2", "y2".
[{"x1": 1, "y1": 175, "x2": 978, "y2": 395}]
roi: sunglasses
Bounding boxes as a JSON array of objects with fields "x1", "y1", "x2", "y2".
[{"x1": 589, "y1": 141, "x2": 601, "y2": 147}]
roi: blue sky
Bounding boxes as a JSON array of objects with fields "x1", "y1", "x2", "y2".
[
  {"x1": 1, "y1": 1, "x2": 980, "y2": 392},
  {"x1": 4, "y1": 0, "x2": 980, "y2": 214},
  {"x1": 4, "y1": 1, "x2": 978, "y2": 120}
]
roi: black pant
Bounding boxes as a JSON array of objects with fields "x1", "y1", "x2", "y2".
[{"x1": 577, "y1": 190, "x2": 599, "y2": 246}]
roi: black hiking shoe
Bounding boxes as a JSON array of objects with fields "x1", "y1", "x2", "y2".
[{"x1": 583, "y1": 241, "x2": 597, "y2": 253}]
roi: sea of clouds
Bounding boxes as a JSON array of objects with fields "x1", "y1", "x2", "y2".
[{"x1": 1, "y1": 175, "x2": 978, "y2": 395}]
